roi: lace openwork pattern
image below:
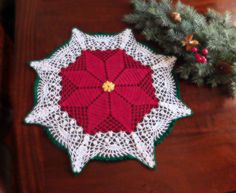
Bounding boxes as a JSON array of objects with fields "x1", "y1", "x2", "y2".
[{"x1": 25, "y1": 28, "x2": 192, "y2": 173}]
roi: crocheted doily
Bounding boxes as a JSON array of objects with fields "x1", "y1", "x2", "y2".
[{"x1": 25, "y1": 28, "x2": 192, "y2": 174}]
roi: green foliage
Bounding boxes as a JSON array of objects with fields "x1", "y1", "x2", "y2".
[{"x1": 124, "y1": 0, "x2": 236, "y2": 96}]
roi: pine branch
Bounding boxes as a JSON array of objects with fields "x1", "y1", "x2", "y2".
[{"x1": 124, "y1": 0, "x2": 236, "y2": 96}]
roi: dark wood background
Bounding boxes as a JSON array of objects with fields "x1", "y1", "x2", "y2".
[{"x1": 10, "y1": 0, "x2": 236, "y2": 193}]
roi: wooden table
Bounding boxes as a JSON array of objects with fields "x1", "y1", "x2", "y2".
[{"x1": 11, "y1": 0, "x2": 236, "y2": 192}]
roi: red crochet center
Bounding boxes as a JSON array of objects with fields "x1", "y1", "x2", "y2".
[{"x1": 59, "y1": 49, "x2": 158, "y2": 135}]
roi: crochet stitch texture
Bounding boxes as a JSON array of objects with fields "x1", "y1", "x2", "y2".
[
  {"x1": 25, "y1": 28, "x2": 192, "y2": 174},
  {"x1": 59, "y1": 49, "x2": 158, "y2": 134}
]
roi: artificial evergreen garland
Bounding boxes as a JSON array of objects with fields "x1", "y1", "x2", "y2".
[{"x1": 124, "y1": 0, "x2": 236, "y2": 96}]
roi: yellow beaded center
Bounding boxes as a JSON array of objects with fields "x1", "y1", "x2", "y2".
[{"x1": 102, "y1": 81, "x2": 115, "y2": 92}]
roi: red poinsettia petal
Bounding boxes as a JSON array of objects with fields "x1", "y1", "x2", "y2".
[
  {"x1": 62, "y1": 71, "x2": 101, "y2": 88},
  {"x1": 110, "y1": 92, "x2": 132, "y2": 133},
  {"x1": 115, "y1": 87, "x2": 158, "y2": 106},
  {"x1": 115, "y1": 68, "x2": 152, "y2": 85},
  {"x1": 87, "y1": 93, "x2": 110, "y2": 133},
  {"x1": 90, "y1": 50, "x2": 119, "y2": 62},
  {"x1": 60, "y1": 88, "x2": 102, "y2": 107},
  {"x1": 85, "y1": 51, "x2": 106, "y2": 81},
  {"x1": 106, "y1": 50, "x2": 125, "y2": 81}
]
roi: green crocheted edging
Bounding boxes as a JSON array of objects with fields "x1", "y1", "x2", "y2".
[{"x1": 25, "y1": 28, "x2": 193, "y2": 175}]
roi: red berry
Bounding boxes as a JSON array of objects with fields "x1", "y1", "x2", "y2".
[
  {"x1": 201, "y1": 56, "x2": 207, "y2": 63},
  {"x1": 202, "y1": 48, "x2": 208, "y2": 55},
  {"x1": 192, "y1": 47, "x2": 198, "y2": 52},
  {"x1": 195, "y1": 54, "x2": 202, "y2": 62}
]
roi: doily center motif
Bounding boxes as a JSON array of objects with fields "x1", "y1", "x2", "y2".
[
  {"x1": 59, "y1": 49, "x2": 159, "y2": 135},
  {"x1": 102, "y1": 81, "x2": 115, "y2": 92}
]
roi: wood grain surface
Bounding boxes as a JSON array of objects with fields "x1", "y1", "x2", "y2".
[{"x1": 11, "y1": 0, "x2": 236, "y2": 193}]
